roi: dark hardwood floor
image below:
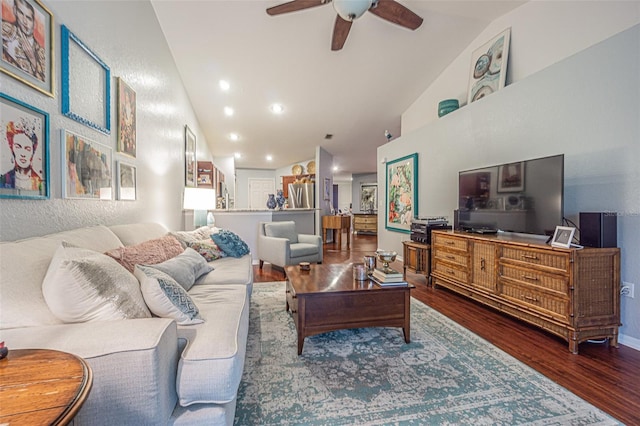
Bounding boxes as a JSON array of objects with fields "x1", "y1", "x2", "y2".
[{"x1": 253, "y1": 233, "x2": 640, "y2": 425}]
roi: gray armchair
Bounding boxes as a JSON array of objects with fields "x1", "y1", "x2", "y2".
[{"x1": 258, "y1": 221, "x2": 323, "y2": 271}]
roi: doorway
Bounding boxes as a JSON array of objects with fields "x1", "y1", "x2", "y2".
[{"x1": 248, "y1": 178, "x2": 275, "y2": 209}]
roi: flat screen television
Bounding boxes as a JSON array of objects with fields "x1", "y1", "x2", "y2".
[{"x1": 457, "y1": 154, "x2": 564, "y2": 236}]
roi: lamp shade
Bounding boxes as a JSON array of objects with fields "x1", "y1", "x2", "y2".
[
  {"x1": 183, "y1": 187, "x2": 216, "y2": 211},
  {"x1": 333, "y1": 0, "x2": 372, "y2": 21}
]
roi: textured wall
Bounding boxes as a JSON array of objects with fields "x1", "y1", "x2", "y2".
[
  {"x1": 0, "y1": 1, "x2": 210, "y2": 241},
  {"x1": 378, "y1": 25, "x2": 640, "y2": 345}
]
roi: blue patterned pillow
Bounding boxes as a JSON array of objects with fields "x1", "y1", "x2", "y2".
[
  {"x1": 134, "y1": 265, "x2": 203, "y2": 325},
  {"x1": 210, "y1": 230, "x2": 250, "y2": 258}
]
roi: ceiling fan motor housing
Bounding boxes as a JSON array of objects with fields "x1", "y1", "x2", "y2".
[{"x1": 333, "y1": 0, "x2": 373, "y2": 21}]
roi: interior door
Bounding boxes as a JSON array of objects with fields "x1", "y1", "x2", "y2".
[{"x1": 248, "y1": 178, "x2": 275, "y2": 209}]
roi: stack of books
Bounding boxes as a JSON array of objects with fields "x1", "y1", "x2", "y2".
[{"x1": 371, "y1": 267, "x2": 408, "y2": 286}]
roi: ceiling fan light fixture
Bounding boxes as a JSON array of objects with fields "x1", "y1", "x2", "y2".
[{"x1": 333, "y1": 0, "x2": 372, "y2": 21}]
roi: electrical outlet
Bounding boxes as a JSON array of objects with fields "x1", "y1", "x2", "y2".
[{"x1": 621, "y1": 282, "x2": 635, "y2": 298}]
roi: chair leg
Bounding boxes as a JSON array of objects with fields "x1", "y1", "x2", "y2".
[{"x1": 259, "y1": 260, "x2": 264, "y2": 269}]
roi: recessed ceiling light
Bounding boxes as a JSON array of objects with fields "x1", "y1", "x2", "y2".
[
  {"x1": 229, "y1": 133, "x2": 239, "y2": 141},
  {"x1": 219, "y1": 80, "x2": 230, "y2": 91},
  {"x1": 270, "y1": 103, "x2": 284, "y2": 114},
  {"x1": 224, "y1": 106, "x2": 234, "y2": 117},
  {"x1": 266, "y1": 155, "x2": 273, "y2": 161},
  {"x1": 333, "y1": 166, "x2": 338, "y2": 171},
  {"x1": 234, "y1": 152, "x2": 242, "y2": 159}
]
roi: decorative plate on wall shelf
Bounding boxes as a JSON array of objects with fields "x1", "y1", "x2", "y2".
[
  {"x1": 307, "y1": 160, "x2": 316, "y2": 174},
  {"x1": 292, "y1": 164, "x2": 303, "y2": 175}
]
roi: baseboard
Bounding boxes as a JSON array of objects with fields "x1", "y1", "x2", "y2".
[{"x1": 619, "y1": 333, "x2": 640, "y2": 351}]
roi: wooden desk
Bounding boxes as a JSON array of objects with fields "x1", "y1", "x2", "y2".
[
  {"x1": 0, "y1": 349, "x2": 93, "y2": 425},
  {"x1": 322, "y1": 215, "x2": 351, "y2": 248}
]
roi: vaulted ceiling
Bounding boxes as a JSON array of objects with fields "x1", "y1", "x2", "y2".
[{"x1": 152, "y1": 0, "x2": 524, "y2": 175}]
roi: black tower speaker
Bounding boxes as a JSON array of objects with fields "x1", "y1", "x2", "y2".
[
  {"x1": 453, "y1": 209, "x2": 460, "y2": 230},
  {"x1": 579, "y1": 212, "x2": 617, "y2": 248}
]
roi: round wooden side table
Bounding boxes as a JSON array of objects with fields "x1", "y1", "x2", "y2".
[{"x1": 0, "y1": 349, "x2": 93, "y2": 425}]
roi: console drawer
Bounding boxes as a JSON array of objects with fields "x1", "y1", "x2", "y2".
[
  {"x1": 500, "y1": 264, "x2": 569, "y2": 296},
  {"x1": 500, "y1": 281, "x2": 570, "y2": 322},
  {"x1": 433, "y1": 261, "x2": 468, "y2": 283},
  {"x1": 434, "y1": 250, "x2": 468, "y2": 268},
  {"x1": 501, "y1": 246, "x2": 569, "y2": 274},
  {"x1": 433, "y1": 233, "x2": 468, "y2": 252}
]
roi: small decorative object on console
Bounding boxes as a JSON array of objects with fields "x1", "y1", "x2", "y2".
[
  {"x1": 0, "y1": 341, "x2": 8, "y2": 359},
  {"x1": 275, "y1": 190, "x2": 286, "y2": 210},
  {"x1": 266, "y1": 194, "x2": 277, "y2": 209},
  {"x1": 375, "y1": 250, "x2": 397, "y2": 272},
  {"x1": 551, "y1": 226, "x2": 576, "y2": 248}
]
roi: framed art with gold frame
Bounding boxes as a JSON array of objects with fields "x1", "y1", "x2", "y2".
[{"x1": 0, "y1": 0, "x2": 55, "y2": 97}]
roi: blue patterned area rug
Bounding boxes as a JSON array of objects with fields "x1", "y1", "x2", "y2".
[{"x1": 234, "y1": 282, "x2": 620, "y2": 425}]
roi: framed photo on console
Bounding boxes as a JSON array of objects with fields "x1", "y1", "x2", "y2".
[{"x1": 551, "y1": 226, "x2": 575, "y2": 248}]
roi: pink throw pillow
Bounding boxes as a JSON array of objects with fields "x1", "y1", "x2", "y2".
[{"x1": 105, "y1": 236, "x2": 183, "y2": 273}]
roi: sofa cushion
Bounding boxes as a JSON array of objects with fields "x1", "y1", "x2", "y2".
[
  {"x1": 195, "y1": 255, "x2": 253, "y2": 287},
  {"x1": 42, "y1": 242, "x2": 151, "y2": 323},
  {"x1": 105, "y1": 235, "x2": 184, "y2": 273},
  {"x1": 211, "y1": 230, "x2": 250, "y2": 258},
  {"x1": 109, "y1": 222, "x2": 170, "y2": 247},
  {"x1": 0, "y1": 225, "x2": 125, "y2": 329},
  {"x1": 186, "y1": 239, "x2": 226, "y2": 262},
  {"x1": 176, "y1": 284, "x2": 250, "y2": 405},
  {"x1": 135, "y1": 265, "x2": 204, "y2": 325},
  {"x1": 290, "y1": 242, "x2": 320, "y2": 258},
  {"x1": 146, "y1": 248, "x2": 213, "y2": 291},
  {"x1": 264, "y1": 221, "x2": 298, "y2": 243}
]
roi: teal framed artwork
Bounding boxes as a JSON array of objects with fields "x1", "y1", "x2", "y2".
[{"x1": 385, "y1": 153, "x2": 418, "y2": 233}]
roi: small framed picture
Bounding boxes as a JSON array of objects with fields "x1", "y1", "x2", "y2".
[
  {"x1": 551, "y1": 226, "x2": 575, "y2": 248},
  {"x1": 117, "y1": 161, "x2": 136, "y2": 201}
]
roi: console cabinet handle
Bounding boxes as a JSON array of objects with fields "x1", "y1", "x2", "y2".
[
  {"x1": 480, "y1": 258, "x2": 486, "y2": 271},
  {"x1": 522, "y1": 275, "x2": 539, "y2": 281},
  {"x1": 523, "y1": 295, "x2": 540, "y2": 302},
  {"x1": 522, "y1": 254, "x2": 539, "y2": 261}
]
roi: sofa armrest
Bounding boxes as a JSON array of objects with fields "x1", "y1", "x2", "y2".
[
  {"x1": 298, "y1": 233, "x2": 322, "y2": 247},
  {"x1": 1, "y1": 319, "x2": 179, "y2": 425},
  {"x1": 257, "y1": 234, "x2": 290, "y2": 267}
]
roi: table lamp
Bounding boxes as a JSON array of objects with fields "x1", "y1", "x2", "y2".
[{"x1": 183, "y1": 187, "x2": 216, "y2": 228}]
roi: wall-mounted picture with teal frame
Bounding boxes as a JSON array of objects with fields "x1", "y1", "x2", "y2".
[
  {"x1": 385, "y1": 153, "x2": 418, "y2": 233},
  {"x1": 0, "y1": 92, "x2": 50, "y2": 199},
  {"x1": 61, "y1": 24, "x2": 110, "y2": 134}
]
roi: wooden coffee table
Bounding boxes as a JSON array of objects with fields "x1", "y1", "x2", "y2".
[
  {"x1": 285, "y1": 263, "x2": 414, "y2": 355},
  {"x1": 0, "y1": 349, "x2": 93, "y2": 425}
]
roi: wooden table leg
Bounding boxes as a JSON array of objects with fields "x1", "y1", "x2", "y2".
[
  {"x1": 346, "y1": 228, "x2": 350, "y2": 249},
  {"x1": 322, "y1": 227, "x2": 328, "y2": 243}
]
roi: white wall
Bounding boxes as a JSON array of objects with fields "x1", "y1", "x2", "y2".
[
  {"x1": 0, "y1": 0, "x2": 210, "y2": 240},
  {"x1": 379, "y1": 25, "x2": 640, "y2": 347},
  {"x1": 402, "y1": 1, "x2": 640, "y2": 133}
]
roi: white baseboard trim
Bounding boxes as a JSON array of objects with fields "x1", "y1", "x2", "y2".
[{"x1": 619, "y1": 333, "x2": 640, "y2": 351}]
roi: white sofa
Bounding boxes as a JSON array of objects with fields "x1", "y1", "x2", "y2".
[{"x1": 0, "y1": 223, "x2": 253, "y2": 425}]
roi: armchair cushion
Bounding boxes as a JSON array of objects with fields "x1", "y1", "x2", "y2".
[
  {"x1": 290, "y1": 243, "x2": 320, "y2": 258},
  {"x1": 264, "y1": 221, "x2": 298, "y2": 243}
]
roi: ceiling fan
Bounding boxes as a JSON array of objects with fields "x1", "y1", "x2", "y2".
[{"x1": 266, "y1": 0, "x2": 423, "y2": 51}]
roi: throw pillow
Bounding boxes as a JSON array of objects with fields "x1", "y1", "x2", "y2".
[
  {"x1": 42, "y1": 242, "x2": 151, "y2": 323},
  {"x1": 264, "y1": 221, "x2": 299, "y2": 244},
  {"x1": 211, "y1": 229, "x2": 250, "y2": 258},
  {"x1": 168, "y1": 226, "x2": 219, "y2": 248},
  {"x1": 186, "y1": 239, "x2": 226, "y2": 262},
  {"x1": 105, "y1": 235, "x2": 184, "y2": 273},
  {"x1": 146, "y1": 247, "x2": 213, "y2": 292},
  {"x1": 134, "y1": 265, "x2": 204, "y2": 325}
]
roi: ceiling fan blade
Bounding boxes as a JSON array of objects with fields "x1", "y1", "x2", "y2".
[
  {"x1": 368, "y1": 0, "x2": 423, "y2": 30},
  {"x1": 266, "y1": 0, "x2": 328, "y2": 16},
  {"x1": 331, "y1": 14, "x2": 352, "y2": 51}
]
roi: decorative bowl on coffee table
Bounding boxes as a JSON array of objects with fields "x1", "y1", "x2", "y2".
[{"x1": 376, "y1": 250, "x2": 397, "y2": 272}]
